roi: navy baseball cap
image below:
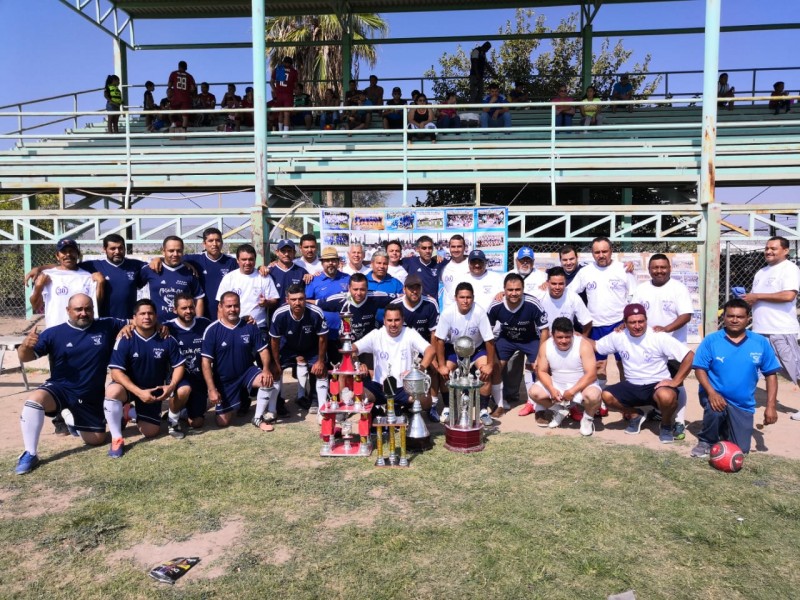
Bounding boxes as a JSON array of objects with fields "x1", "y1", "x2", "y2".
[
  {"x1": 277, "y1": 239, "x2": 296, "y2": 251},
  {"x1": 56, "y1": 238, "x2": 79, "y2": 252},
  {"x1": 516, "y1": 247, "x2": 534, "y2": 260},
  {"x1": 468, "y1": 250, "x2": 486, "y2": 262}
]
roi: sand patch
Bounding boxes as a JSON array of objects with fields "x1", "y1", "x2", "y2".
[{"x1": 1, "y1": 484, "x2": 87, "y2": 518}]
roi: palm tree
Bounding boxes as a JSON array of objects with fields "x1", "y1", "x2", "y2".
[{"x1": 266, "y1": 14, "x2": 388, "y2": 102}]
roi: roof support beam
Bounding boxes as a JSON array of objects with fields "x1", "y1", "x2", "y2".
[{"x1": 57, "y1": 0, "x2": 134, "y2": 47}]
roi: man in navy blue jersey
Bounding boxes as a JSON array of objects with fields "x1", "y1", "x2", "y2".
[
  {"x1": 140, "y1": 236, "x2": 206, "y2": 322},
  {"x1": 270, "y1": 284, "x2": 329, "y2": 413},
  {"x1": 201, "y1": 291, "x2": 280, "y2": 431},
  {"x1": 267, "y1": 240, "x2": 308, "y2": 305},
  {"x1": 306, "y1": 247, "x2": 351, "y2": 363},
  {"x1": 487, "y1": 273, "x2": 549, "y2": 417},
  {"x1": 183, "y1": 228, "x2": 238, "y2": 319},
  {"x1": 166, "y1": 293, "x2": 212, "y2": 429},
  {"x1": 106, "y1": 299, "x2": 186, "y2": 455},
  {"x1": 366, "y1": 249, "x2": 403, "y2": 324},
  {"x1": 402, "y1": 235, "x2": 441, "y2": 299},
  {"x1": 14, "y1": 293, "x2": 127, "y2": 475}
]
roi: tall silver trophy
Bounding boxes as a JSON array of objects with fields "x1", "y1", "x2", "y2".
[
  {"x1": 444, "y1": 336, "x2": 485, "y2": 453},
  {"x1": 404, "y1": 357, "x2": 432, "y2": 451}
]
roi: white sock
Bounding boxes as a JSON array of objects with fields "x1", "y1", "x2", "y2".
[
  {"x1": 104, "y1": 399, "x2": 124, "y2": 440},
  {"x1": 20, "y1": 400, "x2": 45, "y2": 455},
  {"x1": 296, "y1": 363, "x2": 308, "y2": 398},
  {"x1": 255, "y1": 387, "x2": 269, "y2": 419},
  {"x1": 315, "y1": 377, "x2": 329, "y2": 402},
  {"x1": 128, "y1": 406, "x2": 137, "y2": 421},
  {"x1": 676, "y1": 387, "x2": 687, "y2": 423},
  {"x1": 267, "y1": 381, "x2": 282, "y2": 413},
  {"x1": 430, "y1": 395, "x2": 439, "y2": 406},
  {"x1": 167, "y1": 410, "x2": 180, "y2": 424},
  {"x1": 523, "y1": 369, "x2": 534, "y2": 387},
  {"x1": 533, "y1": 401, "x2": 546, "y2": 412},
  {"x1": 491, "y1": 383, "x2": 503, "y2": 408},
  {"x1": 61, "y1": 409, "x2": 75, "y2": 427}
]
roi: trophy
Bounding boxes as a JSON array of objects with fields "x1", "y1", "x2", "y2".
[
  {"x1": 443, "y1": 336, "x2": 485, "y2": 453},
  {"x1": 373, "y1": 376, "x2": 408, "y2": 467},
  {"x1": 404, "y1": 357, "x2": 433, "y2": 452}
]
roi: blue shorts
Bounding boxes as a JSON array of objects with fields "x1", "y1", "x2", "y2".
[
  {"x1": 363, "y1": 378, "x2": 410, "y2": 407},
  {"x1": 106, "y1": 101, "x2": 120, "y2": 112},
  {"x1": 445, "y1": 342, "x2": 487, "y2": 365},
  {"x1": 495, "y1": 337, "x2": 539, "y2": 364},
  {"x1": 176, "y1": 374, "x2": 209, "y2": 419},
  {"x1": 604, "y1": 380, "x2": 679, "y2": 408},
  {"x1": 38, "y1": 381, "x2": 106, "y2": 433},
  {"x1": 591, "y1": 322, "x2": 623, "y2": 361},
  {"x1": 279, "y1": 350, "x2": 320, "y2": 370},
  {"x1": 215, "y1": 365, "x2": 263, "y2": 415}
]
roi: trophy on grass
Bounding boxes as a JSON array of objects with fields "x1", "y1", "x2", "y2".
[
  {"x1": 404, "y1": 357, "x2": 433, "y2": 452},
  {"x1": 373, "y1": 376, "x2": 408, "y2": 467},
  {"x1": 443, "y1": 336, "x2": 485, "y2": 453}
]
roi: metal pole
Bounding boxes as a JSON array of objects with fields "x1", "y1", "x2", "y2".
[
  {"x1": 581, "y1": 23, "x2": 593, "y2": 91},
  {"x1": 699, "y1": 0, "x2": 721, "y2": 207},
  {"x1": 550, "y1": 104, "x2": 556, "y2": 205},
  {"x1": 252, "y1": 0, "x2": 269, "y2": 256},
  {"x1": 725, "y1": 241, "x2": 730, "y2": 302},
  {"x1": 22, "y1": 194, "x2": 35, "y2": 320},
  {"x1": 703, "y1": 203, "x2": 722, "y2": 336},
  {"x1": 113, "y1": 37, "x2": 129, "y2": 107}
]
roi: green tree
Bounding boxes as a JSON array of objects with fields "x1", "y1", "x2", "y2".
[{"x1": 266, "y1": 14, "x2": 389, "y2": 102}]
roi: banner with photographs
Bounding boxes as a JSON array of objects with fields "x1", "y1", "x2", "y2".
[{"x1": 320, "y1": 207, "x2": 509, "y2": 272}]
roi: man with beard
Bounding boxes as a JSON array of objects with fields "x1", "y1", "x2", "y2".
[
  {"x1": 366, "y1": 249, "x2": 403, "y2": 323},
  {"x1": 306, "y1": 247, "x2": 351, "y2": 364},
  {"x1": 216, "y1": 244, "x2": 279, "y2": 330},
  {"x1": 268, "y1": 240, "x2": 309, "y2": 304},
  {"x1": 439, "y1": 235, "x2": 470, "y2": 311},
  {"x1": 402, "y1": 236, "x2": 441, "y2": 299},
  {"x1": 462, "y1": 250, "x2": 504, "y2": 311},
  {"x1": 139, "y1": 236, "x2": 206, "y2": 323},
  {"x1": 294, "y1": 234, "x2": 322, "y2": 276},
  {"x1": 508, "y1": 247, "x2": 546, "y2": 295}
]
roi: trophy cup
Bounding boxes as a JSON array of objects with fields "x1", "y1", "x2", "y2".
[
  {"x1": 404, "y1": 357, "x2": 433, "y2": 452},
  {"x1": 443, "y1": 336, "x2": 485, "y2": 453},
  {"x1": 373, "y1": 376, "x2": 409, "y2": 467}
]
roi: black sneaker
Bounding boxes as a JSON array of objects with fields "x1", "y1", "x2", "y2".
[
  {"x1": 168, "y1": 421, "x2": 186, "y2": 440},
  {"x1": 52, "y1": 415, "x2": 69, "y2": 436}
]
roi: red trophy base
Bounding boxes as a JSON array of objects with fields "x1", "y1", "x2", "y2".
[{"x1": 443, "y1": 424, "x2": 485, "y2": 453}]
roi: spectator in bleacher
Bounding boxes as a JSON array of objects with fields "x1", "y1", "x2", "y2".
[
  {"x1": 382, "y1": 86, "x2": 405, "y2": 130},
  {"x1": 167, "y1": 61, "x2": 197, "y2": 131},
  {"x1": 580, "y1": 85, "x2": 604, "y2": 128},
  {"x1": 149, "y1": 89, "x2": 172, "y2": 133},
  {"x1": 344, "y1": 91, "x2": 369, "y2": 135},
  {"x1": 318, "y1": 88, "x2": 341, "y2": 130},
  {"x1": 717, "y1": 73, "x2": 735, "y2": 111},
  {"x1": 104, "y1": 74, "x2": 122, "y2": 134},
  {"x1": 221, "y1": 84, "x2": 241, "y2": 109},
  {"x1": 508, "y1": 81, "x2": 530, "y2": 105},
  {"x1": 552, "y1": 84, "x2": 576, "y2": 129},
  {"x1": 270, "y1": 56, "x2": 298, "y2": 133},
  {"x1": 195, "y1": 82, "x2": 217, "y2": 126},
  {"x1": 436, "y1": 92, "x2": 462, "y2": 130},
  {"x1": 408, "y1": 93, "x2": 437, "y2": 142},
  {"x1": 143, "y1": 81, "x2": 156, "y2": 130},
  {"x1": 769, "y1": 81, "x2": 791, "y2": 115},
  {"x1": 480, "y1": 83, "x2": 511, "y2": 129},
  {"x1": 469, "y1": 42, "x2": 493, "y2": 103},
  {"x1": 344, "y1": 79, "x2": 360, "y2": 103},
  {"x1": 365, "y1": 75, "x2": 384, "y2": 109},
  {"x1": 240, "y1": 86, "x2": 254, "y2": 128},
  {"x1": 409, "y1": 90, "x2": 421, "y2": 105},
  {"x1": 611, "y1": 74, "x2": 634, "y2": 112},
  {"x1": 291, "y1": 83, "x2": 313, "y2": 130}
]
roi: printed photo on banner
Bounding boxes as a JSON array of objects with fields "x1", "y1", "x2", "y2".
[
  {"x1": 323, "y1": 232, "x2": 350, "y2": 247},
  {"x1": 485, "y1": 252, "x2": 505, "y2": 270},
  {"x1": 477, "y1": 208, "x2": 505, "y2": 228},
  {"x1": 476, "y1": 231, "x2": 506, "y2": 250},
  {"x1": 446, "y1": 209, "x2": 475, "y2": 229},
  {"x1": 352, "y1": 212, "x2": 385, "y2": 231},
  {"x1": 385, "y1": 211, "x2": 415, "y2": 231},
  {"x1": 415, "y1": 210, "x2": 444, "y2": 230},
  {"x1": 322, "y1": 210, "x2": 350, "y2": 231}
]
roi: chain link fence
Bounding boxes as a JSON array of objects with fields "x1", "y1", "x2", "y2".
[{"x1": 722, "y1": 239, "x2": 800, "y2": 311}]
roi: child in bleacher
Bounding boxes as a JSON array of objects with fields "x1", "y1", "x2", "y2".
[
  {"x1": 143, "y1": 81, "x2": 156, "y2": 130},
  {"x1": 104, "y1": 75, "x2": 122, "y2": 134},
  {"x1": 769, "y1": 81, "x2": 791, "y2": 115}
]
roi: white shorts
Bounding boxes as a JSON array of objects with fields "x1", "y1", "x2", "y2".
[{"x1": 530, "y1": 380, "x2": 601, "y2": 405}]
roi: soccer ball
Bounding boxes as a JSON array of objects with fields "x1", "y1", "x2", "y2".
[
  {"x1": 709, "y1": 441, "x2": 745, "y2": 473},
  {"x1": 324, "y1": 124, "x2": 333, "y2": 130}
]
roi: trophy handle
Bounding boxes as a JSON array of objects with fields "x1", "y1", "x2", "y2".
[{"x1": 423, "y1": 373, "x2": 431, "y2": 394}]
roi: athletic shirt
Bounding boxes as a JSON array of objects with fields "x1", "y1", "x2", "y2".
[
  {"x1": 632, "y1": 278, "x2": 694, "y2": 343},
  {"x1": 356, "y1": 326, "x2": 431, "y2": 386},
  {"x1": 79, "y1": 258, "x2": 146, "y2": 319},
  {"x1": 165, "y1": 317, "x2": 211, "y2": 377},
  {"x1": 305, "y1": 271, "x2": 351, "y2": 338},
  {"x1": 402, "y1": 256, "x2": 440, "y2": 299},
  {"x1": 366, "y1": 271, "x2": 404, "y2": 323},
  {"x1": 342, "y1": 263, "x2": 371, "y2": 276},
  {"x1": 109, "y1": 331, "x2": 184, "y2": 389},
  {"x1": 512, "y1": 268, "x2": 547, "y2": 296},
  {"x1": 435, "y1": 303, "x2": 494, "y2": 347},
  {"x1": 41, "y1": 268, "x2": 97, "y2": 328},
  {"x1": 201, "y1": 319, "x2": 267, "y2": 382},
  {"x1": 168, "y1": 70, "x2": 195, "y2": 102},
  {"x1": 34, "y1": 317, "x2": 126, "y2": 398},
  {"x1": 184, "y1": 253, "x2": 237, "y2": 319},
  {"x1": 595, "y1": 328, "x2": 690, "y2": 385},
  {"x1": 269, "y1": 304, "x2": 329, "y2": 356},
  {"x1": 388, "y1": 263, "x2": 409, "y2": 284},
  {"x1": 316, "y1": 291, "x2": 391, "y2": 341},
  {"x1": 487, "y1": 295, "x2": 548, "y2": 343},
  {"x1": 294, "y1": 256, "x2": 322, "y2": 275},
  {"x1": 751, "y1": 259, "x2": 800, "y2": 335},
  {"x1": 107, "y1": 85, "x2": 122, "y2": 106},
  {"x1": 545, "y1": 335, "x2": 587, "y2": 389},
  {"x1": 440, "y1": 259, "x2": 470, "y2": 310},
  {"x1": 216, "y1": 270, "x2": 279, "y2": 328},
  {"x1": 389, "y1": 296, "x2": 439, "y2": 338},
  {"x1": 534, "y1": 288, "x2": 593, "y2": 330},
  {"x1": 267, "y1": 263, "x2": 307, "y2": 306},
  {"x1": 692, "y1": 329, "x2": 781, "y2": 413},
  {"x1": 569, "y1": 261, "x2": 636, "y2": 326},
  {"x1": 464, "y1": 270, "x2": 505, "y2": 312},
  {"x1": 139, "y1": 263, "x2": 205, "y2": 323}
]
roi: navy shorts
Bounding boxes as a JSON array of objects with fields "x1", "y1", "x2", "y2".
[
  {"x1": 279, "y1": 350, "x2": 320, "y2": 370},
  {"x1": 176, "y1": 374, "x2": 209, "y2": 419},
  {"x1": 698, "y1": 394, "x2": 755, "y2": 454},
  {"x1": 363, "y1": 377, "x2": 410, "y2": 407},
  {"x1": 215, "y1": 365, "x2": 263, "y2": 415},
  {"x1": 38, "y1": 381, "x2": 106, "y2": 433},
  {"x1": 445, "y1": 342, "x2": 487, "y2": 365},
  {"x1": 605, "y1": 380, "x2": 679, "y2": 408},
  {"x1": 495, "y1": 337, "x2": 539, "y2": 364},
  {"x1": 591, "y1": 322, "x2": 623, "y2": 361}
]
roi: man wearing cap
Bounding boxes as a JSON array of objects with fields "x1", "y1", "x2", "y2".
[
  {"x1": 342, "y1": 243, "x2": 371, "y2": 276},
  {"x1": 593, "y1": 303, "x2": 694, "y2": 443},
  {"x1": 382, "y1": 87, "x2": 405, "y2": 129},
  {"x1": 306, "y1": 247, "x2": 351, "y2": 363},
  {"x1": 611, "y1": 74, "x2": 634, "y2": 112},
  {"x1": 462, "y1": 249, "x2": 504, "y2": 311},
  {"x1": 440, "y1": 235, "x2": 470, "y2": 311},
  {"x1": 30, "y1": 239, "x2": 105, "y2": 329},
  {"x1": 216, "y1": 244, "x2": 279, "y2": 329},
  {"x1": 402, "y1": 236, "x2": 441, "y2": 300},
  {"x1": 268, "y1": 239, "x2": 308, "y2": 305},
  {"x1": 366, "y1": 249, "x2": 404, "y2": 324},
  {"x1": 509, "y1": 246, "x2": 546, "y2": 296}
]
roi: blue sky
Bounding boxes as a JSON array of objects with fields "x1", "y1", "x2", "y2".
[{"x1": 0, "y1": 0, "x2": 797, "y2": 205}]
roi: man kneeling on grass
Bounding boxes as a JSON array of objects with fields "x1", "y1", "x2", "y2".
[
  {"x1": 529, "y1": 317, "x2": 601, "y2": 436},
  {"x1": 593, "y1": 303, "x2": 694, "y2": 444}
]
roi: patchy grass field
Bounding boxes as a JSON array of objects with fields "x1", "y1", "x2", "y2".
[{"x1": 2, "y1": 422, "x2": 800, "y2": 600}]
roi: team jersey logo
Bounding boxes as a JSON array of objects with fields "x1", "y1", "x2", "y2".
[
  {"x1": 91, "y1": 335, "x2": 103, "y2": 346},
  {"x1": 750, "y1": 352, "x2": 762, "y2": 364},
  {"x1": 303, "y1": 326, "x2": 313, "y2": 334},
  {"x1": 153, "y1": 347, "x2": 165, "y2": 359},
  {"x1": 378, "y1": 351, "x2": 390, "y2": 360},
  {"x1": 586, "y1": 282, "x2": 597, "y2": 290},
  {"x1": 55, "y1": 285, "x2": 69, "y2": 296},
  {"x1": 241, "y1": 334, "x2": 250, "y2": 344},
  {"x1": 609, "y1": 279, "x2": 627, "y2": 291},
  {"x1": 619, "y1": 350, "x2": 630, "y2": 360},
  {"x1": 127, "y1": 271, "x2": 136, "y2": 281},
  {"x1": 66, "y1": 342, "x2": 74, "y2": 348}
]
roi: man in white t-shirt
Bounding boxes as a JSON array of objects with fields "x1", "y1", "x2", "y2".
[
  {"x1": 294, "y1": 233, "x2": 322, "y2": 276},
  {"x1": 462, "y1": 249, "x2": 504, "y2": 312},
  {"x1": 216, "y1": 244, "x2": 279, "y2": 328},
  {"x1": 594, "y1": 303, "x2": 694, "y2": 443},
  {"x1": 386, "y1": 239, "x2": 409, "y2": 284},
  {"x1": 342, "y1": 243, "x2": 370, "y2": 275},
  {"x1": 743, "y1": 236, "x2": 800, "y2": 416},
  {"x1": 434, "y1": 281, "x2": 498, "y2": 426},
  {"x1": 354, "y1": 305, "x2": 436, "y2": 411},
  {"x1": 631, "y1": 253, "x2": 694, "y2": 438},
  {"x1": 508, "y1": 246, "x2": 546, "y2": 296},
  {"x1": 439, "y1": 235, "x2": 470, "y2": 311},
  {"x1": 30, "y1": 239, "x2": 104, "y2": 329},
  {"x1": 535, "y1": 266, "x2": 592, "y2": 334},
  {"x1": 570, "y1": 236, "x2": 637, "y2": 380}
]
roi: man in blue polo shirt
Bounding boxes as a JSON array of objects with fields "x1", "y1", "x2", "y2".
[
  {"x1": 366, "y1": 249, "x2": 403, "y2": 323},
  {"x1": 270, "y1": 284, "x2": 329, "y2": 413},
  {"x1": 140, "y1": 235, "x2": 206, "y2": 322},
  {"x1": 306, "y1": 246, "x2": 351, "y2": 363},
  {"x1": 183, "y1": 228, "x2": 238, "y2": 319},
  {"x1": 313, "y1": 273, "x2": 392, "y2": 344},
  {"x1": 690, "y1": 298, "x2": 780, "y2": 457},
  {"x1": 402, "y1": 235, "x2": 440, "y2": 300},
  {"x1": 268, "y1": 240, "x2": 308, "y2": 304},
  {"x1": 14, "y1": 293, "x2": 127, "y2": 474}
]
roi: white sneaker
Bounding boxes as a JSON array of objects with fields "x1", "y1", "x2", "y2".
[
  {"x1": 580, "y1": 415, "x2": 595, "y2": 437},
  {"x1": 265, "y1": 412, "x2": 276, "y2": 423},
  {"x1": 791, "y1": 412, "x2": 800, "y2": 421},
  {"x1": 439, "y1": 407, "x2": 450, "y2": 423},
  {"x1": 548, "y1": 408, "x2": 568, "y2": 429}
]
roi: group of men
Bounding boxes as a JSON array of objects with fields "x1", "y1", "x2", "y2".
[{"x1": 14, "y1": 228, "x2": 799, "y2": 475}]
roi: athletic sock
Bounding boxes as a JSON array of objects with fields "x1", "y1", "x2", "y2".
[
  {"x1": 255, "y1": 387, "x2": 269, "y2": 419},
  {"x1": 267, "y1": 381, "x2": 282, "y2": 414},
  {"x1": 533, "y1": 401, "x2": 546, "y2": 412},
  {"x1": 296, "y1": 363, "x2": 309, "y2": 398},
  {"x1": 315, "y1": 377, "x2": 329, "y2": 403},
  {"x1": 676, "y1": 387, "x2": 687, "y2": 423},
  {"x1": 479, "y1": 394, "x2": 490, "y2": 411},
  {"x1": 20, "y1": 400, "x2": 45, "y2": 455},
  {"x1": 104, "y1": 398, "x2": 124, "y2": 440},
  {"x1": 167, "y1": 410, "x2": 180, "y2": 425},
  {"x1": 491, "y1": 384, "x2": 503, "y2": 409},
  {"x1": 523, "y1": 369, "x2": 534, "y2": 387},
  {"x1": 430, "y1": 395, "x2": 439, "y2": 407}
]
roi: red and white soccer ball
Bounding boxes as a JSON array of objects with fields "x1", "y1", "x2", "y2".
[{"x1": 709, "y1": 441, "x2": 745, "y2": 473}]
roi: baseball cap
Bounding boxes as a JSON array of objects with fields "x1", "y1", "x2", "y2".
[
  {"x1": 277, "y1": 239, "x2": 295, "y2": 251},
  {"x1": 404, "y1": 274, "x2": 423, "y2": 288},
  {"x1": 516, "y1": 247, "x2": 534, "y2": 261},
  {"x1": 468, "y1": 249, "x2": 486, "y2": 262},
  {"x1": 56, "y1": 238, "x2": 79, "y2": 252},
  {"x1": 320, "y1": 247, "x2": 339, "y2": 260},
  {"x1": 623, "y1": 303, "x2": 646, "y2": 320}
]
